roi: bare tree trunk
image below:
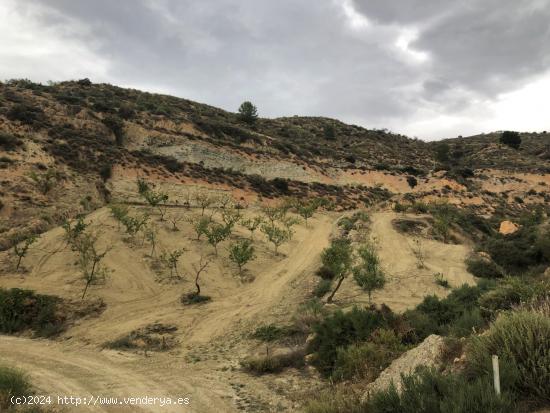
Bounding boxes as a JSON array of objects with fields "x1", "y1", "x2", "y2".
[{"x1": 327, "y1": 275, "x2": 345, "y2": 303}]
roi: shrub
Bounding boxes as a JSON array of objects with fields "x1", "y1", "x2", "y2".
[
  {"x1": 403, "y1": 284, "x2": 490, "y2": 341},
  {"x1": 251, "y1": 324, "x2": 286, "y2": 342},
  {"x1": 6, "y1": 103, "x2": 45, "y2": 126},
  {"x1": 313, "y1": 279, "x2": 332, "y2": 298},
  {"x1": 466, "y1": 310, "x2": 550, "y2": 401},
  {"x1": 0, "y1": 365, "x2": 33, "y2": 411},
  {"x1": 304, "y1": 386, "x2": 367, "y2": 413},
  {"x1": 368, "y1": 367, "x2": 514, "y2": 413},
  {"x1": 332, "y1": 329, "x2": 404, "y2": 381},
  {"x1": 466, "y1": 257, "x2": 503, "y2": 278},
  {"x1": 241, "y1": 348, "x2": 305, "y2": 374},
  {"x1": 181, "y1": 292, "x2": 211, "y2": 305},
  {"x1": 102, "y1": 115, "x2": 125, "y2": 145},
  {"x1": 500, "y1": 131, "x2": 521, "y2": 149},
  {"x1": 0, "y1": 133, "x2": 22, "y2": 151},
  {"x1": 0, "y1": 288, "x2": 64, "y2": 337},
  {"x1": 309, "y1": 307, "x2": 394, "y2": 376}
]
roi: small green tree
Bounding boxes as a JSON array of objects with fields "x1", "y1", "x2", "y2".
[
  {"x1": 137, "y1": 178, "x2": 169, "y2": 220},
  {"x1": 500, "y1": 131, "x2": 521, "y2": 149},
  {"x1": 296, "y1": 199, "x2": 319, "y2": 227},
  {"x1": 323, "y1": 124, "x2": 336, "y2": 140},
  {"x1": 238, "y1": 101, "x2": 258, "y2": 124},
  {"x1": 160, "y1": 248, "x2": 184, "y2": 279},
  {"x1": 167, "y1": 213, "x2": 184, "y2": 231},
  {"x1": 62, "y1": 216, "x2": 87, "y2": 250},
  {"x1": 229, "y1": 239, "x2": 255, "y2": 276},
  {"x1": 435, "y1": 143, "x2": 450, "y2": 163},
  {"x1": 205, "y1": 222, "x2": 231, "y2": 255},
  {"x1": 241, "y1": 216, "x2": 264, "y2": 239},
  {"x1": 76, "y1": 233, "x2": 110, "y2": 299},
  {"x1": 145, "y1": 227, "x2": 157, "y2": 257},
  {"x1": 353, "y1": 243, "x2": 386, "y2": 303},
  {"x1": 261, "y1": 224, "x2": 291, "y2": 254},
  {"x1": 221, "y1": 208, "x2": 242, "y2": 231},
  {"x1": 323, "y1": 238, "x2": 353, "y2": 303},
  {"x1": 192, "y1": 216, "x2": 211, "y2": 240},
  {"x1": 195, "y1": 192, "x2": 216, "y2": 216},
  {"x1": 12, "y1": 235, "x2": 38, "y2": 270}
]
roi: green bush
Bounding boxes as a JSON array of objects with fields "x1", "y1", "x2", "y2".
[
  {"x1": 403, "y1": 284, "x2": 491, "y2": 341},
  {"x1": 0, "y1": 288, "x2": 64, "y2": 337},
  {"x1": 0, "y1": 365, "x2": 33, "y2": 410},
  {"x1": 309, "y1": 307, "x2": 395, "y2": 376},
  {"x1": 466, "y1": 310, "x2": 550, "y2": 401},
  {"x1": 466, "y1": 257, "x2": 503, "y2": 278},
  {"x1": 241, "y1": 348, "x2": 304, "y2": 374},
  {"x1": 479, "y1": 277, "x2": 545, "y2": 318},
  {"x1": 368, "y1": 367, "x2": 514, "y2": 413},
  {"x1": 304, "y1": 387, "x2": 367, "y2": 413},
  {"x1": 314, "y1": 279, "x2": 332, "y2": 298},
  {"x1": 332, "y1": 329, "x2": 405, "y2": 381}
]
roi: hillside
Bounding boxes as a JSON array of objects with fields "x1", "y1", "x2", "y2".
[
  {"x1": 1, "y1": 79, "x2": 549, "y2": 251},
  {"x1": 1, "y1": 79, "x2": 549, "y2": 413}
]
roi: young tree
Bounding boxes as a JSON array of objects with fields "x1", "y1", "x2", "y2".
[
  {"x1": 323, "y1": 238, "x2": 353, "y2": 303},
  {"x1": 261, "y1": 224, "x2": 291, "y2": 254},
  {"x1": 229, "y1": 239, "x2": 255, "y2": 276},
  {"x1": 121, "y1": 213, "x2": 149, "y2": 240},
  {"x1": 12, "y1": 235, "x2": 38, "y2": 270},
  {"x1": 137, "y1": 178, "x2": 169, "y2": 220},
  {"x1": 411, "y1": 237, "x2": 426, "y2": 269},
  {"x1": 109, "y1": 203, "x2": 130, "y2": 229},
  {"x1": 145, "y1": 227, "x2": 158, "y2": 257},
  {"x1": 238, "y1": 101, "x2": 258, "y2": 124},
  {"x1": 76, "y1": 233, "x2": 110, "y2": 299},
  {"x1": 62, "y1": 216, "x2": 87, "y2": 250},
  {"x1": 167, "y1": 213, "x2": 184, "y2": 231},
  {"x1": 195, "y1": 192, "x2": 216, "y2": 216},
  {"x1": 205, "y1": 222, "x2": 231, "y2": 255},
  {"x1": 192, "y1": 216, "x2": 211, "y2": 240},
  {"x1": 160, "y1": 248, "x2": 184, "y2": 279},
  {"x1": 296, "y1": 200, "x2": 319, "y2": 227},
  {"x1": 323, "y1": 124, "x2": 336, "y2": 140},
  {"x1": 221, "y1": 208, "x2": 242, "y2": 231},
  {"x1": 353, "y1": 243, "x2": 386, "y2": 303},
  {"x1": 182, "y1": 256, "x2": 211, "y2": 304},
  {"x1": 241, "y1": 216, "x2": 264, "y2": 239},
  {"x1": 262, "y1": 205, "x2": 286, "y2": 227}
]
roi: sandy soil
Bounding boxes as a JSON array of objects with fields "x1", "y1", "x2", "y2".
[
  {"x1": 336, "y1": 211, "x2": 475, "y2": 312},
  {"x1": 0, "y1": 206, "x2": 334, "y2": 412},
  {"x1": 0, "y1": 207, "x2": 475, "y2": 411}
]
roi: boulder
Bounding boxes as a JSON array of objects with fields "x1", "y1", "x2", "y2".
[{"x1": 362, "y1": 334, "x2": 445, "y2": 401}]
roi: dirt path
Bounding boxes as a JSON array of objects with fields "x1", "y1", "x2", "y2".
[{"x1": 0, "y1": 209, "x2": 335, "y2": 412}]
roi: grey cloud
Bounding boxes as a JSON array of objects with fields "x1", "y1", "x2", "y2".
[{"x1": 5, "y1": 0, "x2": 550, "y2": 139}]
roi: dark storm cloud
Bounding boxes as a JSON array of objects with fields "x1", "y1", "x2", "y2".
[{"x1": 5, "y1": 0, "x2": 550, "y2": 138}]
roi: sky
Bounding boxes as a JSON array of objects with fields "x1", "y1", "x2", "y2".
[{"x1": 1, "y1": 0, "x2": 550, "y2": 140}]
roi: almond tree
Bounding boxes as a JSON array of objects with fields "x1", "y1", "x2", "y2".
[
  {"x1": 160, "y1": 248, "x2": 184, "y2": 279},
  {"x1": 12, "y1": 235, "x2": 38, "y2": 270},
  {"x1": 296, "y1": 199, "x2": 319, "y2": 227},
  {"x1": 205, "y1": 222, "x2": 231, "y2": 255},
  {"x1": 191, "y1": 216, "x2": 211, "y2": 240},
  {"x1": 167, "y1": 213, "x2": 184, "y2": 231},
  {"x1": 353, "y1": 242, "x2": 386, "y2": 303},
  {"x1": 229, "y1": 239, "x2": 255, "y2": 276},
  {"x1": 241, "y1": 216, "x2": 264, "y2": 239},
  {"x1": 323, "y1": 238, "x2": 353, "y2": 303},
  {"x1": 195, "y1": 192, "x2": 216, "y2": 216},
  {"x1": 62, "y1": 216, "x2": 87, "y2": 250},
  {"x1": 76, "y1": 233, "x2": 110, "y2": 299},
  {"x1": 261, "y1": 224, "x2": 291, "y2": 254}
]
